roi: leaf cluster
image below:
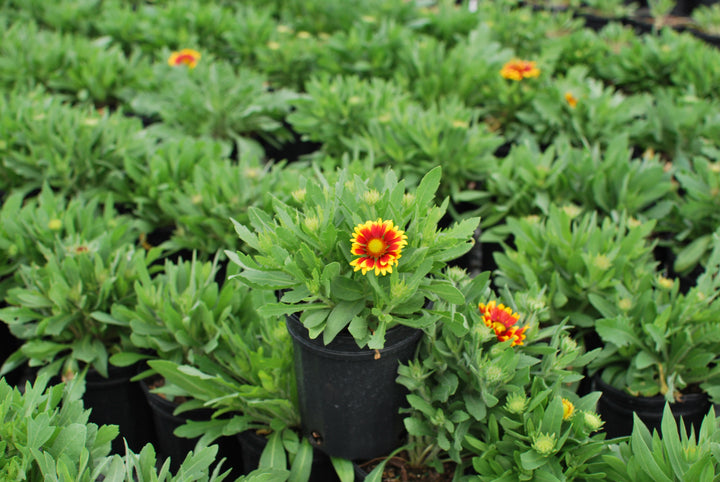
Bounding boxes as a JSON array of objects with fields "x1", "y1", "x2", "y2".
[
  {"x1": 493, "y1": 206, "x2": 658, "y2": 330},
  {"x1": 397, "y1": 268, "x2": 602, "y2": 478},
  {"x1": 589, "y1": 231, "x2": 720, "y2": 401},
  {"x1": 227, "y1": 166, "x2": 479, "y2": 348},
  {"x1": 602, "y1": 405, "x2": 720, "y2": 481},
  {"x1": 0, "y1": 222, "x2": 162, "y2": 378},
  {"x1": 129, "y1": 59, "x2": 299, "y2": 148}
]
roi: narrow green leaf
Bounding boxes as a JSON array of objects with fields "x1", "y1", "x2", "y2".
[
  {"x1": 330, "y1": 457, "x2": 355, "y2": 482},
  {"x1": 288, "y1": 438, "x2": 313, "y2": 482},
  {"x1": 259, "y1": 431, "x2": 286, "y2": 470}
]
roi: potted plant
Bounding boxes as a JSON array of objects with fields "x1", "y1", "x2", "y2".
[
  {"x1": 670, "y1": 155, "x2": 720, "y2": 278},
  {"x1": 379, "y1": 267, "x2": 607, "y2": 480},
  {"x1": 0, "y1": 213, "x2": 162, "y2": 453},
  {"x1": 600, "y1": 403, "x2": 720, "y2": 480},
  {"x1": 143, "y1": 294, "x2": 320, "y2": 479},
  {"x1": 105, "y1": 252, "x2": 248, "y2": 474},
  {"x1": 492, "y1": 204, "x2": 659, "y2": 333},
  {"x1": 127, "y1": 54, "x2": 300, "y2": 156},
  {"x1": 0, "y1": 372, "x2": 118, "y2": 481},
  {"x1": 0, "y1": 372, "x2": 230, "y2": 481},
  {"x1": 587, "y1": 230, "x2": 720, "y2": 438},
  {"x1": 226, "y1": 165, "x2": 479, "y2": 460}
]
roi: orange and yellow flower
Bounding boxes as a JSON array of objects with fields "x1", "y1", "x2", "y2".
[
  {"x1": 478, "y1": 300, "x2": 528, "y2": 346},
  {"x1": 350, "y1": 219, "x2": 407, "y2": 276},
  {"x1": 564, "y1": 91, "x2": 578, "y2": 108},
  {"x1": 168, "y1": 48, "x2": 201, "y2": 69},
  {"x1": 500, "y1": 59, "x2": 540, "y2": 81}
]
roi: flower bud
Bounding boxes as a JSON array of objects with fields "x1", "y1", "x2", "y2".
[
  {"x1": 505, "y1": 392, "x2": 527, "y2": 414},
  {"x1": 244, "y1": 167, "x2": 260, "y2": 179},
  {"x1": 657, "y1": 275, "x2": 674, "y2": 290},
  {"x1": 561, "y1": 204, "x2": 581, "y2": 218},
  {"x1": 593, "y1": 254, "x2": 611, "y2": 271},
  {"x1": 560, "y1": 336, "x2": 577, "y2": 354},
  {"x1": 363, "y1": 189, "x2": 381, "y2": 205},
  {"x1": 304, "y1": 216, "x2": 320, "y2": 232},
  {"x1": 582, "y1": 411, "x2": 604, "y2": 432},
  {"x1": 483, "y1": 364, "x2": 504, "y2": 384},
  {"x1": 48, "y1": 219, "x2": 62, "y2": 231},
  {"x1": 446, "y1": 266, "x2": 467, "y2": 284},
  {"x1": 531, "y1": 432, "x2": 557, "y2": 456},
  {"x1": 292, "y1": 188, "x2": 306, "y2": 203},
  {"x1": 562, "y1": 398, "x2": 575, "y2": 420},
  {"x1": 390, "y1": 279, "x2": 411, "y2": 300}
]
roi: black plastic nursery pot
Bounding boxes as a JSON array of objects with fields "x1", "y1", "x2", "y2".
[
  {"x1": 237, "y1": 429, "x2": 339, "y2": 480},
  {"x1": 139, "y1": 378, "x2": 244, "y2": 477},
  {"x1": 83, "y1": 364, "x2": 156, "y2": 455},
  {"x1": 286, "y1": 315, "x2": 422, "y2": 461},
  {"x1": 592, "y1": 374, "x2": 711, "y2": 439}
]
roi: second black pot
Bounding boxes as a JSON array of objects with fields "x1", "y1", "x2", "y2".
[
  {"x1": 83, "y1": 364, "x2": 156, "y2": 455},
  {"x1": 592, "y1": 374, "x2": 711, "y2": 439},
  {"x1": 140, "y1": 379, "x2": 244, "y2": 477}
]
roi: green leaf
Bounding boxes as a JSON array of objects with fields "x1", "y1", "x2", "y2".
[
  {"x1": 630, "y1": 414, "x2": 673, "y2": 482},
  {"x1": 404, "y1": 417, "x2": 434, "y2": 437},
  {"x1": 634, "y1": 351, "x2": 658, "y2": 370},
  {"x1": 520, "y1": 449, "x2": 549, "y2": 471},
  {"x1": 90, "y1": 311, "x2": 128, "y2": 327},
  {"x1": 108, "y1": 352, "x2": 150, "y2": 367},
  {"x1": 258, "y1": 303, "x2": 306, "y2": 318},
  {"x1": 427, "y1": 280, "x2": 465, "y2": 305},
  {"x1": 288, "y1": 438, "x2": 313, "y2": 482},
  {"x1": 415, "y1": 166, "x2": 442, "y2": 210},
  {"x1": 323, "y1": 300, "x2": 365, "y2": 344},
  {"x1": 259, "y1": 431, "x2": 286, "y2": 470},
  {"x1": 330, "y1": 457, "x2": 355, "y2": 482},
  {"x1": 238, "y1": 268, "x2": 299, "y2": 290},
  {"x1": 674, "y1": 235, "x2": 711, "y2": 274},
  {"x1": 660, "y1": 404, "x2": 684, "y2": 479},
  {"x1": 332, "y1": 276, "x2": 366, "y2": 302},
  {"x1": 463, "y1": 393, "x2": 487, "y2": 421}
]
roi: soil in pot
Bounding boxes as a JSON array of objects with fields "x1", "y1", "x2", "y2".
[{"x1": 354, "y1": 452, "x2": 458, "y2": 482}]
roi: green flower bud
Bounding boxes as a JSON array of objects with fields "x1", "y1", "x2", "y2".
[
  {"x1": 292, "y1": 188, "x2": 306, "y2": 203},
  {"x1": 504, "y1": 392, "x2": 527, "y2": 415},
  {"x1": 390, "y1": 279, "x2": 411, "y2": 300},
  {"x1": 402, "y1": 193, "x2": 415, "y2": 208},
  {"x1": 560, "y1": 336, "x2": 578, "y2": 354},
  {"x1": 582, "y1": 411, "x2": 604, "y2": 432},
  {"x1": 304, "y1": 216, "x2": 320, "y2": 232},
  {"x1": 532, "y1": 432, "x2": 557, "y2": 456},
  {"x1": 446, "y1": 266, "x2": 467, "y2": 284},
  {"x1": 484, "y1": 365, "x2": 504, "y2": 384},
  {"x1": 593, "y1": 254, "x2": 611, "y2": 271},
  {"x1": 363, "y1": 189, "x2": 380, "y2": 205}
]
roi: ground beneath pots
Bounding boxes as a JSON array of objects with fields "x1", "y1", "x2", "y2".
[{"x1": 357, "y1": 454, "x2": 457, "y2": 482}]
